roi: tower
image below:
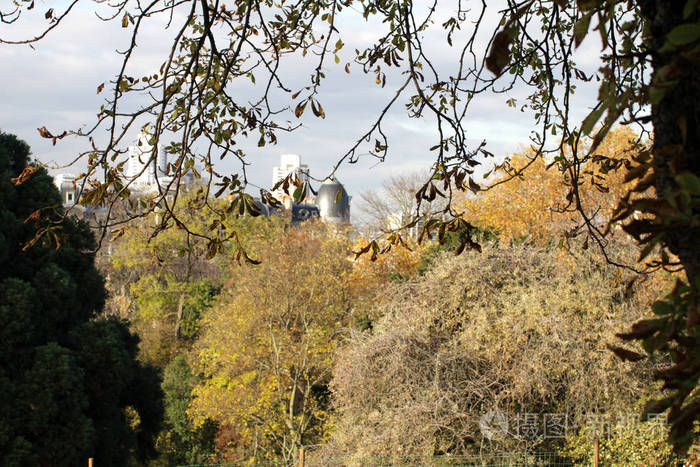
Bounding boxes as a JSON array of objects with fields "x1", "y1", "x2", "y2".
[{"x1": 126, "y1": 132, "x2": 168, "y2": 187}]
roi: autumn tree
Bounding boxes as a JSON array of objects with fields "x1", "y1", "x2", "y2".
[
  {"x1": 190, "y1": 223, "x2": 352, "y2": 463},
  {"x1": 105, "y1": 188, "x2": 285, "y2": 367},
  {"x1": 0, "y1": 132, "x2": 163, "y2": 465},
  {"x1": 453, "y1": 127, "x2": 645, "y2": 246},
  {"x1": 107, "y1": 198, "x2": 219, "y2": 365},
  {"x1": 3, "y1": 0, "x2": 700, "y2": 451}
]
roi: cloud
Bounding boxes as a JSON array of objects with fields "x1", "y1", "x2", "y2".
[{"x1": 0, "y1": 1, "x2": 606, "y2": 203}]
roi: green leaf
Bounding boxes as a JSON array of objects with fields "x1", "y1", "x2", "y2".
[
  {"x1": 648, "y1": 86, "x2": 666, "y2": 106},
  {"x1": 335, "y1": 186, "x2": 343, "y2": 204},
  {"x1": 574, "y1": 12, "x2": 592, "y2": 48},
  {"x1": 684, "y1": 0, "x2": 700, "y2": 19},
  {"x1": 676, "y1": 172, "x2": 700, "y2": 195},
  {"x1": 652, "y1": 301, "x2": 674, "y2": 316},
  {"x1": 581, "y1": 104, "x2": 605, "y2": 136},
  {"x1": 667, "y1": 23, "x2": 700, "y2": 47},
  {"x1": 293, "y1": 184, "x2": 305, "y2": 202}
]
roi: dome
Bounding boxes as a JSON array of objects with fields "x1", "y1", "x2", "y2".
[{"x1": 316, "y1": 178, "x2": 350, "y2": 223}]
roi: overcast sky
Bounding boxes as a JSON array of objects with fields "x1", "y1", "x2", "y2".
[{"x1": 1, "y1": 1, "x2": 604, "y2": 201}]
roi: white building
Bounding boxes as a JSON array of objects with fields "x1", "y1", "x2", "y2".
[
  {"x1": 54, "y1": 173, "x2": 78, "y2": 206},
  {"x1": 125, "y1": 133, "x2": 170, "y2": 187},
  {"x1": 271, "y1": 154, "x2": 310, "y2": 204}
]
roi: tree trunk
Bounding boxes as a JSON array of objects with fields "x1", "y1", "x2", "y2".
[
  {"x1": 641, "y1": 0, "x2": 700, "y2": 282},
  {"x1": 175, "y1": 291, "x2": 186, "y2": 339}
]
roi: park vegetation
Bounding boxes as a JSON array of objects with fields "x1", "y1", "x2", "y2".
[
  {"x1": 2, "y1": 127, "x2": 692, "y2": 464},
  {"x1": 3, "y1": 0, "x2": 700, "y2": 455},
  {"x1": 0, "y1": 134, "x2": 163, "y2": 466}
]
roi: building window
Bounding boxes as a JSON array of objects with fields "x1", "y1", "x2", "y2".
[{"x1": 67, "y1": 192, "x2": 74, "y2": 202}]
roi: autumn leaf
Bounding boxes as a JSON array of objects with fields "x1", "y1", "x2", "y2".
[
  {"x1": 294, "y1": 101, "x2": 307, "y2": 118},
  {"x1": 11, "y1": 165, "x2": 39, "y2": 186},
  {"x1": 37, "y1": 126, "x2": 68, "y2": 146}
]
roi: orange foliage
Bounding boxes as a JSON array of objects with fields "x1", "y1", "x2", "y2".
[
  {"x1": 454, "y1": 127, "x2": 646, "y2": 244},
  {"x1": 346, "y1": 236, "x2": 428, "y2": 304}
]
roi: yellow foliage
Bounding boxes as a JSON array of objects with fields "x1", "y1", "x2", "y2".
[
  {"x1": 189, "y1": 223, "x2": 353, "y2": 463},
  {"x1": 103, "y1": 188, "x2": 287, "y2": 366},
  {"x1": 347, "y1": 236, "x2": 428, "y2": 294},
  {"x1": 453, "y1": 127, "x2": 646, "y2": 245}
]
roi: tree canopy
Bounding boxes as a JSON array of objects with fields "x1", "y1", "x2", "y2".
[
  {"x1": 453, "y1": 126, "x2": 645, "y2": 246},
  {"x1": 0, "y1": 132, "x2": 163, "y2": 465},
  {"x1": 190, "y1": 223, "x2": 354, "y2": 462}
]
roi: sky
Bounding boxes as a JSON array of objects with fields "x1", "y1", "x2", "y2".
[{"x1": 0, "y1": 1, "x2": 605, "y2": 203}]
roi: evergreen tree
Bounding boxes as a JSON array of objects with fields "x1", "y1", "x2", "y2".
[
  {"x1": 0, "y1": 133, "x2": 163, "y2": 466},
  {"x1": 156, "y1": 355, "x2": 217, "y2": 465}
]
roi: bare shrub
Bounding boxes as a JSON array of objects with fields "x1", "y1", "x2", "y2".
[{"x1": 317, "y1": 242, "x2": 664, "y2": 463}]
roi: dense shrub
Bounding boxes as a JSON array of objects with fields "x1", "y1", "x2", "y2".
[{"x1": 319, "y1": 243, "x2": 665, "y2": 462}]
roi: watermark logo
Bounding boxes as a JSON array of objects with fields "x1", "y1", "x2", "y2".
[
  {"x1": 479, "y1": 410, "x2": 508, "y2": 440},
  {"x1": 478, "y1": 411, "x2": 667, "y2": 441}
]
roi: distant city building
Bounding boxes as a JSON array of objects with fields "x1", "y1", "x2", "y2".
[
  {"x1": 122, "y1": 132, "x2": 198, "y2": 197},
  {"x1": 316, "y1": 177, "x2": 351, "y2": 224},
  {"x1": 271, "y1": 154, "x2": 310, "y2": 206},
  {"x1": 53, "y1": 172, "x2": 109, "y2": 229},
  {"x1": 54, "y1": 133, "x2": 196, "y2": 210},
  {"x1": 124, "y1": 132, "x2": 195, "y2": 191},
  {"x1": 54, "y1": 151, "x2": 350, "y2": 229},
  {"x1": 54, "y1": 173, "x2": 78, "y2": 206},
  {"x1": 269, "y1": 154, "x2": 351, "y2": 224}
]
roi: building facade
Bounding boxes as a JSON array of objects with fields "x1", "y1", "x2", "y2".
[
  {"x1": 270, "y1": 154, "x2": 351, "y2": 224},
  {"x1": 271, "y1": 154, "x2": 310, "y2": 205}
]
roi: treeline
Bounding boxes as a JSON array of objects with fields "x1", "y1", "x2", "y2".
[
  {"x1": 0, "y1": 134, "x2": 162, "y2": 466},
  {"x1": 98, "y1": 189, "x2": 428, "y2": 464},
  {"x1": 3, "y1": 128, "x2": 699, "y2": 465}
]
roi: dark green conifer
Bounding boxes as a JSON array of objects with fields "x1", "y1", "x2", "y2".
[{"x1": 0, "y1": 133, "x2": 163, "y2": 466}]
